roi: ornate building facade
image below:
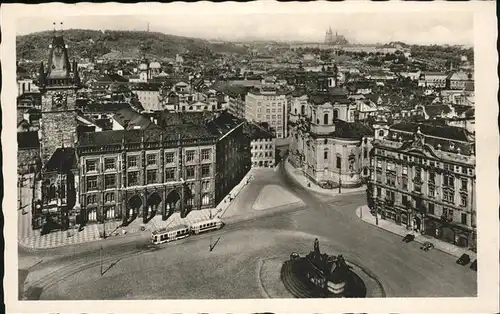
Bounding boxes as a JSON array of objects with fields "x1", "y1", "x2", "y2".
[
  {"x1": 288, "y1": 89, "x2": 373, "y2": 188},
  {"x1": 367, "y1": 122, "x2": 476, "y2": 250}
]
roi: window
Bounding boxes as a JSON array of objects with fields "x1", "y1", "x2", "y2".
[
  {"x1": 363, "y1": 148, "x2": 368, "y2": 159},
  {"x1": 324, "y1": 149, "x2": 328, "y2": 160},
  {"x1": 402, "y1": 195, "x2": 408, "y2": 206},
  {"x1": 428, "y1": 203, "x2": 435, "y2": 215},
  {"x1": 402, "y1": 166, "x2": 408, "y2": 176},
  {"x1": 165, "y1": 152, "x2": 175, "y2": 163},
  {"x1": 87, "y1": 194, "x2": 97, "y2": 205},
  {"x1": 376, "y1": 187, "x2": 382, "y2": 197},
  {"x1": 414, "y1": 167, "x2": 422, "y2": 181},
  {"x1": 414, "y1": 184, "x2": 422, "y2": 193},
  {"x1": 461, "y1": 213, "x2": 467, "y2": 225},
  {"x1": 202, "y1": 164, "x2": 211, "y2": 177},
  {"x1": 336, "y1": 156, "x2": 341, "y2": 169},
  {"x1": 105, "y1": 192, "x2": 115, "y2": 203},
  {"x1": 376, "y1": 160, "x2": 382, "y2": 169},
  {"x1": 86, "y1": 176, "x2": 98, "y2": 191},
  {"x1": 402, "y1": 177, "x2": 408, "y2": 190},
  {"x1": 376, "y1": 171, "x2": 382, "y2": 183},
  {"x1": 201, "y1": 149, "x2": 211, "y2": 161},
  {"x1": 202, "y1": 194, "x2": 210, "y2": 205},
  {"x1": 147, "y1": 154, "x2": 157, "y2": 166},
  {"x1": 428, "y1": 185, "x2": 435, "y2": 197},
  {"x1": 460, "y1": 194, "x2": 467, "y2": 207},
  {"x1": 386, "y1": 175, "x2": 396, "y2": 187},
  {"x1": 443, "y1": 174, "x2": 454, "y2": 188},
  {"x1": 104, "y1": 174, "x2": 116, "y2": 189},
  {"x1": 165, "y1": 168, "x2": 176, "y2": 181},
  {"x1": 363, "y1": 167, "x2": 368, "y2": 175},
  {"x1": 104, "y1": 158, "x2": 116, "y2": 170},
  {"x1": 202, "y1": 181, "x2": 210, "y2": 190},
  {"x1": 429, "y1": 172, "x2": 435, "y2": 184},
  {"x1": 147, "y1": 169, "x2": 157, "y2": 184},
  {"x1": 127, "y1": 171, "x2": 139, "y2": 186},
  {"x1": 186, "y1": 166, "x2": 195, "y2": 179},
  {"x1": 128, "y1": 156, "x2": 138, "y2": 168},
  {"x1": 186, "y1": 150, "x2": 195, "y2": 162},
  {"x1": 86, "y1": 160, "x2": 97, "y2": 172},
  {"x1": 447, "y1": 209, "x2": 454, "y2": 220},
  {"x1": 461, "y1": 178, "x2": 467, "y2": 191},
  {"x1": 443, "y1": 189, "x2": 454, "y2": 203},
  {"x1": 387, "y1": 191, "x2": 395, "y2": 201},
  {"x1": 386, "y1": 162, "x2": 395, "y2": 172}
]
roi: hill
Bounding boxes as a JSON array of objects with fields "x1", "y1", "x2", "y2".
[{"x1": 16, "y1": 29, "x2": 247, "y2": 62}]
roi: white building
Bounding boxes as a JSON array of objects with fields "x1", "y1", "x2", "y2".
[{"x1": 245, "y1": 87, "x2": 289, "y2": 139}]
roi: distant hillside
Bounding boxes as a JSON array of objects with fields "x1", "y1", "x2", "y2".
[{"x1": 16, "y1": 29, "x2": 247, "y2": 62}]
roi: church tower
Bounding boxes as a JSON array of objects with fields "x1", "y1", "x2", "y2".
[{"x1": 39, "y1": 23, "x2": 81, "y2": 165}]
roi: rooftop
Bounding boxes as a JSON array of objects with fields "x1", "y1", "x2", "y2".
[
  {"x1": 390, "y1": 122, "x2": 472, "y2": 142},
  {"x1": 45, "y1": 147, "x2": 78, "y2": 172}
]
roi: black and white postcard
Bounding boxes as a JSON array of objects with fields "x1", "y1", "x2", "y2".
[{"x1": 2, "y1": 1, "x2": 498, "y2": 313}]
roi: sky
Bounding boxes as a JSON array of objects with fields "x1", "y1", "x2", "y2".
[{"x1": 16, "y1": 12, "x2": 474, "y2": 46}]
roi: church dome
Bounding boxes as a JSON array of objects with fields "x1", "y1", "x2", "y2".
[{"x1": 149, "y1": 61, "x2": 161, "y2": 69}]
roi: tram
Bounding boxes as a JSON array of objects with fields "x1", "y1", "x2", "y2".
[
  {"x1": 151, "y1": 224, "x2": 190, "y2": 245},
  {"x1": 189, "y1": 218, "x2": 225, "y2": 235}
]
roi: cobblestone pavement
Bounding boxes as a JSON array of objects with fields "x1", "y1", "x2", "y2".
[
  {"x1": 18, "y1": 170, "x2": 255, "y2": 250},
  {"x1": 284, "y1": 160, "x2": 365, "y2": 196},
  {"x1": 356, "y1": 205, "x2": 477, "y2": 259}
]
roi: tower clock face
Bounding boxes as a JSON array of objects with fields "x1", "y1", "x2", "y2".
[{"x1": 53, "y1": 92, "x2": 66, "y2": 108}]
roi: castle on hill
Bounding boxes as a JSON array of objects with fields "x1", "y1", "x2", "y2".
[{"x1": 324, "y1": 27, "x2": 349, "y2": 46}]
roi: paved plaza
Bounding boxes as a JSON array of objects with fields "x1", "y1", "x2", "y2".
[{"x1": 19, "y1": 160, "x2": 477, "y2": 300}]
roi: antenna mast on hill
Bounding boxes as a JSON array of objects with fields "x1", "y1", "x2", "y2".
[{"x1": 147, "y1": 22, "x2": 150, "y2": 32}]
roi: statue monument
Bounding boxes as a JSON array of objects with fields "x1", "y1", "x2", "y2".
[{"x1": 283, "y1": 238, "x2": 367, "y2": 298}]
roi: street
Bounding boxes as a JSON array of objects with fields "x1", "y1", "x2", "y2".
[{"x1": 19, "y1": 161, "x2": 477, "y2": 299}]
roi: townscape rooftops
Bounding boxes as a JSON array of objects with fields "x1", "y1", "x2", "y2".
[
  {"x1": 390, "y1": 122, "x2": 472, "y2": 142},
  {"x1": 308, "y1": 91, "x2": 350, "y2": 105},
  {"x1": 424, "y1": 103, "x2": 452, "y2": 118},
  {"x1": 244, "y1": 122, "x2": 275, "y2": 140},
  {"x1": 130, "y1": 82, "x2": 162, "y2": 91},
  {"x1": 17, "y1": 131, "x2": 40, "y2": 149},
  {"x1": 113, "y1": 107, "x2": 160, "y2": 130}
]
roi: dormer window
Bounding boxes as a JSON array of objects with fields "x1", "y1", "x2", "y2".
[{"x1": 449, "y1": 142, "x2": 455, "y2": 150}]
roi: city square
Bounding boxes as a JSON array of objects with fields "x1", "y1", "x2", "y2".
[{"x1": 20, "y1": 163, "x2": 477, "y2": 300}]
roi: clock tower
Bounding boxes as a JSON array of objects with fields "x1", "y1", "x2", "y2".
[{"x1": 39, "y1": 26, "x2": 81, "y2": 165}]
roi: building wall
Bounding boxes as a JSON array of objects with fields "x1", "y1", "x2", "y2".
[
  {"x1": 40, "y1": 90, "x2": 78, "y2": 165},
  {"x1": 215, "y1": 123, "x2": 251, "y2": 204},
  {"x1": 251, "y1": 137, "x2": 276, "y2": 168},
  {"x1": 245, "y1": 91, "x2": 288, "y2": 139},
  {"x1": 303, "y1": 137, "x2": 363, "y2": 187},
  {"x1": 135, "y1": 90, "x2": 160, "y2": 111},
  {"x1": 228, "y1": 96, "x2": 246, "y2": 119},
  {"x1": 18, "y1": 148, "x2": 40, "y2": 175}
]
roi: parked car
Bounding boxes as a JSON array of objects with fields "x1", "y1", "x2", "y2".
[
  {"x1": 420, "y1": 241, "x2": 434, "y2": 251},
  {"x1": 456, "y1": 253, "x2": 471, "y2": 266},
  {"x1": 470, "y1": 259, "x2": 477, "y2": 271},
  {"x1": 402, "y1": 234, "x2": 415, "y2": 243}
]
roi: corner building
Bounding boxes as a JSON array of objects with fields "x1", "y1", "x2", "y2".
[
  {"x1": 77, "y1": 111, "x2": 250, "y2": 225},
  {"x1": 367, "y1": 122, "x2": 476, "y2": 250}
]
